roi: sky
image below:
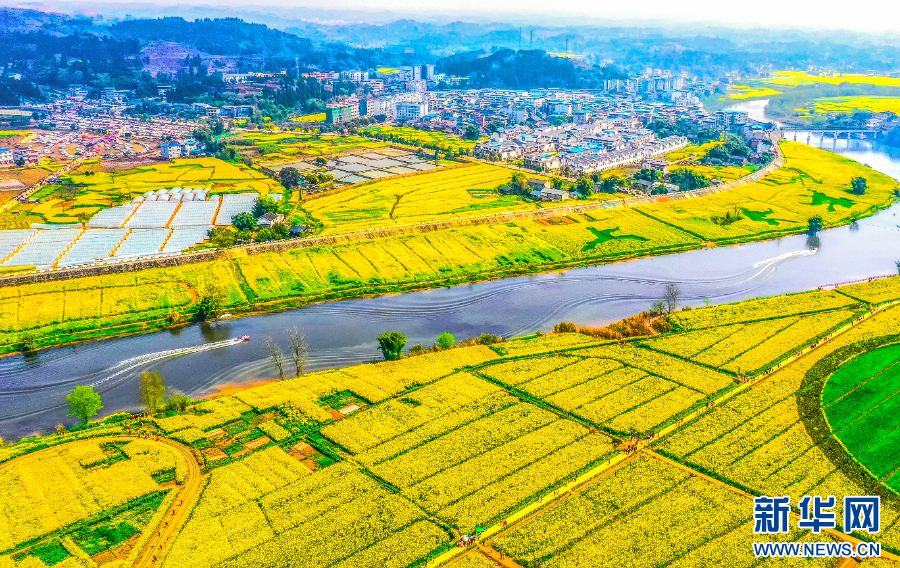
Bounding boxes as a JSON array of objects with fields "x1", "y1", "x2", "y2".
[{"x1": 17, "y1": 0, "x2": 900, "y2": 32}]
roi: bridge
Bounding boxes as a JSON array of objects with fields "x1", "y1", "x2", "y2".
[{"x1": 778, "y1": 128, "x2": 886, "y2": 142}]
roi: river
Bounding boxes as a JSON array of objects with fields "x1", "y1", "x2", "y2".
[{"x1": 2, "y1": 138, "x2": 899, "y2": 441}]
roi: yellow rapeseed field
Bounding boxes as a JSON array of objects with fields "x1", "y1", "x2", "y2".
[{"x1": 5, "y1": 280, "x2": 900, "y2": 565}]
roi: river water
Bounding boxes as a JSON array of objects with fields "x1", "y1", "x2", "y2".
[{"x1": 2, "y1": 134, "x2": 899, "y2": 441}]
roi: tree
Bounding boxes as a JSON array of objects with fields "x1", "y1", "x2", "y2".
[
  {"x1": 664, "y1": 283, "x2": 681, "y2": 314},
  {"x1": 510, "y1": 172, "x2": 530, "y2": 195},
  {"x1": 17, "y1": 332, "x2": 36, "y2": 353},
  {"x1": 650, "y1": 300, "x2": 666, "y2": 316},
  {"x1": 67, "y1": 385, "x2": 103, "y2": 425},
  {"x1": 851, "y1": 176, "x2": 867, "y2": 195},
  {"x1": 279, "y1": 167, "x2": 301, "y2": 189},
  {"x1": 436, "y1": 332, "x2": 456, "y2": 349},
  {"x1": 669, "y1": 168, "x2": 710, "y2": 191},
  {"x1": 208, "y1": 227, "x2": 237, "y2": 248},
  {"x1": 634, "y1": 169, "x2": 661, "y2": 183},
  {"x1": 264, "y1": 336, "x2": 286, "y2": 380},
  {"x1": 464, "y1": 125, "x2": 480, "y2": 141},
  {"x1": 287, "y1": 327, "x2": 309, "y2": 377},
  {"x1": 314, "y1": 157, "x2": 328, "y2": 166},
  {"x1": 138, "y1": 370, "x2": 166, "y2": 414},
  {"x1": 575, "y1": 176, "x2": 594, "y2": 197},
  {"x1": 232, "y1": 212, "x2": 257, "y2": 232},
  {"x1": 377, "y1": 331, "x2": 407, "y2": 361},
  {"x1": 601, "y1": 175, "x2": 624, "y2": 194},
  {"x1": 165, "y1": 389, "x2": 191, "y2": 412},
  {"x1": 196, "y1": 284, "x2": 226, "y2": 320},
  {"x1": 808, "y1": 215, "x2": 824, "y2": 234},
  {"x1": 253, "y1": 196, "x2": 278, "y2": 217},
  {"x1": 550, "y1": 177, "x2": 566, "y2": 189},
  {"x1": 896, "y1": 260, "x2": 900, "y2": 275}
]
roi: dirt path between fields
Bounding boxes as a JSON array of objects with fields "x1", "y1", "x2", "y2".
[{"x1": 132, "y1": 437, "x2": 203, "y2": 568}]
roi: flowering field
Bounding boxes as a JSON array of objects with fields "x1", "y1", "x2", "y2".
[
  {"x1": 655, "y1": 306, "x2": 900, "y2": 551},
  {"x1": 306, "y1": 163, "x2": 534, "y2": 234},
  {"x1": 668, "y1": 288, "x2": 856, "y2": 330},
  {"x1": 7, "y1": 288, "x2": 900, "y2": 565},
  {"x1": 495, "y1": 453, "x2": 836, "y2": 567},
  {"x1": 641, "y1": 142, "x2": 898, "y2": 242},
  {"x1": 837, "y1": 276, "x2": 900, "y2": 305},
  {"x1": 163, "y1": 459, "x2": 447, "y2": 568},
  {"x1": 0, "y1": 438, "x2": 180, "y2": 552}
]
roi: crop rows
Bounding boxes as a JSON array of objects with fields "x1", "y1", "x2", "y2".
[
  {"x1": 654, "y1": 331, "x2": 900, "y2": 546},
  {"x1": 723, "y1": 308, "x2": 856, "y2": 373},
  {"x1": 838, "y1": 276, "x2": 900, "y2": 305},
  {"x1": 668, "y1": 289, "x2": 855, "y2": 330},
  {"x1": 577, "y1": 344, "x2": 733, "y2": 394},
  {"x1": 0, "y1": 440, "x2": 170, "y2": 551},
  {"x1": 321, "y1": 372, "x2": 501, "y2": 454},
  {"x1": 405, "y1": 421, "x2": 603, "y2": 513},
  {"x1": 164, "y1": 457, "x2": 444, "y2": 568},
  {"x1": 369, "y1": 402, "x2": 558, "y2": 488}
]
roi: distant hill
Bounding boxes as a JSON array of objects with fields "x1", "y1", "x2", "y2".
[
  {"x1": 438, "y1": 48, "x2": 626, "y2": 89},
  {"x1": 108, "y1": 17, "x2": 315, "y2": 58}
]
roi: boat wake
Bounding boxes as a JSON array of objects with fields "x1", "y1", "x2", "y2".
[{"x1": 92, "y1": 337, "x2": 248, "y2": 388}]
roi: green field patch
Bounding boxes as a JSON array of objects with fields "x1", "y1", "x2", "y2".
[
  {"x1": 741, "y1": 208, "x2": 782, "y2": 226},
  {"x1": 12, "y1": 540, "x2": 71, "y2": 566},
  {"x1": 70, "y1": 491, "x2": 168, "y2": 556},
  {"x1": 823, "y1": 343, "x2": 900, "y2": 482},
  {"x1": 582, "y1": 227, "x2": 649, "y2": 252},
  {"x1": 810, "y1": 191, "x2": 854, "y2": 211}
]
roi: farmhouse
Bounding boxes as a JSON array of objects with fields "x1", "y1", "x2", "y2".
[{"x1": 258, "y1": 212, "x2": 285, "y2": 228}]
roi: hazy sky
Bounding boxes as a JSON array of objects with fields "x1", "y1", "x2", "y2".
[
  {"x1": 23, "y1": 0, "x2": 900, "y2": 32},
  {"x1": 315, "y1": 0, "x2": 897, "y2": 32}
]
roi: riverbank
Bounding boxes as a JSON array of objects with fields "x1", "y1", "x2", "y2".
[{"x1": 0, "y1": 142, "x2": 895, "y2": 357}]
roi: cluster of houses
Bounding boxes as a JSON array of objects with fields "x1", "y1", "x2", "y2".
[{"x1": 474, "y1": 119, "x2": 691, "y2": 176}]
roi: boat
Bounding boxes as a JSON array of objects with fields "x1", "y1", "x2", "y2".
[{"x1": 236, "y1": 335, "x2": 251, "y2": 342}]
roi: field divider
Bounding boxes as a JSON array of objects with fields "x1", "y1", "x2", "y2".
[
  {"x1": 646, "y1": 449, "x2": 900, "y2": 562},
  {"x1": 430, "y1": 300, "x2": 900, "y2": 567},
  {"x1": 427, "y1": 452, "x2": 639, "y2": 567}
]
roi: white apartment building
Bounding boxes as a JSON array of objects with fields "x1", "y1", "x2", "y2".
[{"x1": 395, "y1": 101, "x2": 429, "y2": 121}]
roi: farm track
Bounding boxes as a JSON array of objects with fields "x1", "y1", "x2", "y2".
[
  {"x1": 132, "y1": 437, "x2": 203, "y2": 568},
  {"x1": 0, "y1": 434, "x2": 203, "y2": 568}
]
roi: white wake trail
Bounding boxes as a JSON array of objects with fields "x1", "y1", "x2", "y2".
[
  {"x1": 92, "y1": 338, "x2": 246, "y2": 387},
  {"x1": 752, "y1": 249, "x2": 817, "y2": 270}
]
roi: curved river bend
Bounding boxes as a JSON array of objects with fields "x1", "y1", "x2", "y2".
[{"x1": 2, "y1": 138, "x2": 899, "y2": 441}]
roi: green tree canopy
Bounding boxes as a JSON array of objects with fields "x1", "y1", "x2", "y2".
[
  {"x1": 232, "y1": 212, "x2": 257, "y2": 232},
  {"x1": 377, "y1": 331, "x2": 408, "y2": 361},
  {"x1": 851, "y1": 176, "x2": 867, "y2": 195},
  {"x1": 208, "y1": 227, "x2": 237, "y2": 248},
  {"x1": 279, "y1": 167, "x2": 301, "y2": 189},
  {"x1": 67, "y1": 386, "x2": 103, "y2": 425},
  {"x1": 253, "y1": 196, "x2": 278, "y2": 217},
  {"x1": 436, "y1": 332, "x2": 456, "y2": 350},
  {"x1": 669, "y1": 168, "x2": 710, "y2": 191}
]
